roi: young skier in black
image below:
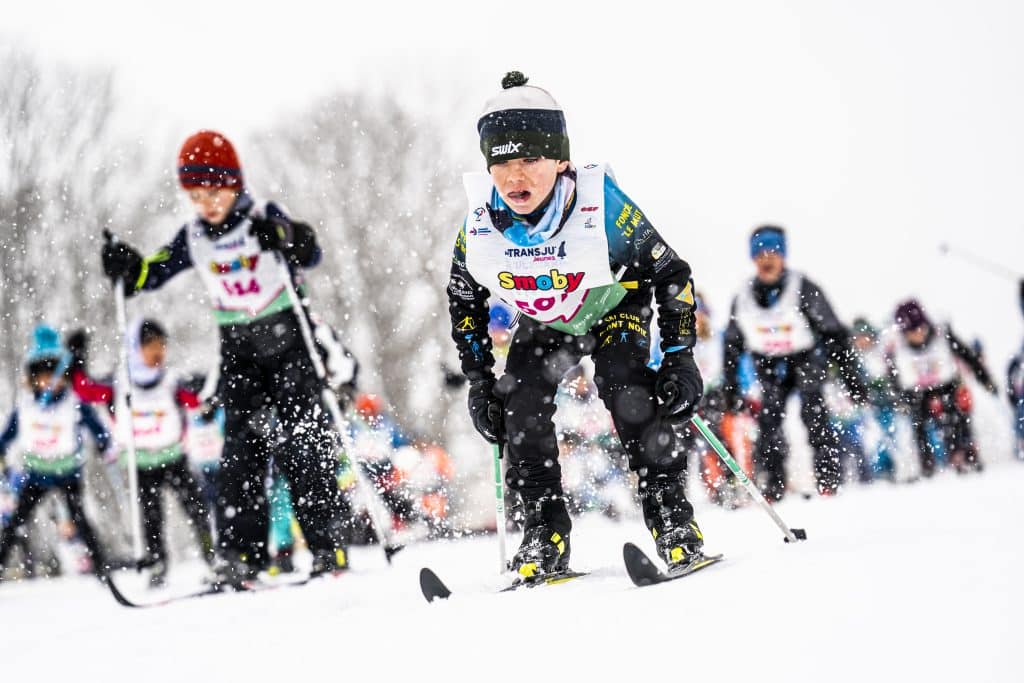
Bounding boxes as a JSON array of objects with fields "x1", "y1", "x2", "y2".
[
  {"x1": 447, "y1": 73, "x2": 704, "y2": 578},
  {"x1": 0, "y1": 326, "x2": 112, "y2": 580},
  {"x1": 87, "y1": 319, "x2": 214, "y2": 587},
  {"x1": 722, "y1": 226, "x2": 867, "y2": 500},
  {"x1": 890, "y1": 299, "x2": 996, "y2": 474},
  {"x1": 100, "y1": 130, "x2": 351, "y2": 586}
]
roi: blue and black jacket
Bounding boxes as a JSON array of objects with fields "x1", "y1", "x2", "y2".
[{"x1": 447, "y1": 169, "x2": 697, "y2": 381}]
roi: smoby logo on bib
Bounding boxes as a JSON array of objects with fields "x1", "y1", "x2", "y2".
[
  {"x1": 209, "y1": 253, "x2": 260, "y2": 274},
  {"x1": 30, "y1": 421, "x2": 62, "y2": 451},
  {"x1": 498, "y1": 269, "x2": 585, "y2": 294}
]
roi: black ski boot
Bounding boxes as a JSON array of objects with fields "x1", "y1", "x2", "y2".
[
  {"x1": 310, "y1": 547, "x2": 349, "y2": 577},
  {"x1": 640, "y1": 473, "x2": 704, "y2": 571},
  {"x1": 148, "y1": 561, "x2": 168, "y2": 589},
  {"x1": 510, "y1": 495, "x2": 571, "y2": 581},
  {"x1": 269, "y1": 545, "x2": 296, "y2": 576},
  {"x1": 209, "y1": 551, "x2": 260, "y2": 591}
]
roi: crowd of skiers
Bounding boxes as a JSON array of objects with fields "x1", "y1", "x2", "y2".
[{"x1": 1, "y1": 72, "x2": 1022, "y2": 589}]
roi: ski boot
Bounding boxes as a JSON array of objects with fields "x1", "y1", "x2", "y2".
[
  {"x1": 310, "y1": 547, "x2": 349, "y2": 578},
  {"x1": 268, "y1": 545, "x2": 296, "y2": 576},
  {"x1": 510, "y1": 495, "x2": 571, "y2": 581},
  {"x1": 148, "y1": 560, "x2": 168, "y2": 589},
  {"x1": 640, "y1": 473, "x2": 704, "y2": 571},
  {"x1": 208, "y1": 551, "x2": 260, "y2": 591}
]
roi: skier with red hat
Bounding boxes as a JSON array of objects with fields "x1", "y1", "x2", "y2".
[
  {"x1": 100, "y1": 130, "x2": 352, "y2": 587},
  {"x1": 888, "y1": 298, "x2": 996, "y2": 475}
]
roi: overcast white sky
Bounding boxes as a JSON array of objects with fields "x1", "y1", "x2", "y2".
[{"x1": 5, "y1": 0, "x2": 1024, "y2": 372}]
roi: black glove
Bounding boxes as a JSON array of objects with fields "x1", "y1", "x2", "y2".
[
  {"x1": 196, "y1": 401, "x2": 219, "y2": 424},
  {"x1": 468, "y1": 377, "x2": 503, "y2": 444},
  {"x1": 656, "y1": 351, "x2": 703, "y2": 421},
  {"x1": 249, "y1": 216, "x2": 294, "y2": 252},
  {"x1": 101, "y1": 240, "x2": 142, "y2": 283},
  {"x1": 66, "y1": 329, "x2": 89, "y2": 371}
]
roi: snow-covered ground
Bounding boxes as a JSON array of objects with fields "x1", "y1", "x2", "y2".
[{"x1": 2, "y1": 463, "x2": 1020, "y2": 682}]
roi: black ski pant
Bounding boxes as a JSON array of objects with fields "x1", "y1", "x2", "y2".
[
  {"x1": 751, "y1": 351, "x2": 842, "y2": 499},
  {"x1": 217, "y1": 310, "x2": 350, "y2": 566},
  {"x1": 0, "y1": 470, "x2": 105, "y2": 571},
  {"x1": 498, "y1": 299, "x2": 686, "y2": 534},
  {"x1": 909, "y1": 381, "x2": 979, "y2": 474},
  {"x1": 138, "y1": 457, "x2": 212, "y2": 565}
]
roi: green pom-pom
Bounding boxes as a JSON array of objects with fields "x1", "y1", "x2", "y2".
[{"x1": 501, "y1": 71, "x2": 528, "y2": 89}]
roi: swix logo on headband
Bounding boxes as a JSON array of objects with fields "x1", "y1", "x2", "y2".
[{"x1": 491, "y1": 141, "x2": 524, "y2": 156}]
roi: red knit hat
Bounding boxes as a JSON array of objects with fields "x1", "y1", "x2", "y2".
[{"x1": 177, "y1": 130, "x2": 243, "y2": 190}]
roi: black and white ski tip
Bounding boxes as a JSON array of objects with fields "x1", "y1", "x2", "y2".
[
  {"x1": 622, "y1": 542, "x2": 724, "y2": 587},
  {"x1": 419, "y1": 566, "x2": 589, "y2": 602},
  {"x1": 419, "y1": 567, "x2": 452, "y2": 602}
]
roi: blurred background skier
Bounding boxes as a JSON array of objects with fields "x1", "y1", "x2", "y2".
[
  {"x1": 890, "y1": 299, "x2": 997, "y2": 475},
  {"x1": 0, "y1": 326, "x2": 112, "y2": 582},
  {"x1": 1008, "y1": 280, "x2": 1024, "y2": 461},
  {"x1": 656, "y1": 293, "x2": 756, "y2": 507},
  {"x1": 722, "y1": 226, "x2": 867, "y2": 500},
  {"x1": 100, "y1": 130, "x2": 353, "y2": 586},
  {"x1": 848, "y1": 317, "x2": 911, "y2": 481},
  {"x1": 447, "y1": 72, "x2": 705, "y2": 578},
  {"x1": 112, "y1": 319, "x2": 214, "y2": 587}
]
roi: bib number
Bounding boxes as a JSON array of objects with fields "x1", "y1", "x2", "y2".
[{"x1": 221, "y1": 278, "x2": 261, "y2": 297}]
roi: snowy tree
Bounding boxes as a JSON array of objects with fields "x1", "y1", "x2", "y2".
[
  {"x1": 0, "y1": 44, "x2": 175, "y2": 400},
  {"x1": 247, "y1": 92, "x2": 468, "y2": 441}
]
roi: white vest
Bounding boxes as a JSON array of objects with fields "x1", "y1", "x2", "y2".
[
  {"x1": 463, "y1": 164, "x2": 625, "y2": 335},
  {"x1": 734, "y1": 272, "x2": 816, "y2": 356},
  {"x1": 185, "y1": 414, "x2": 224, "y2": 466},
  {"x1": 186, "y1": 205, "x2": 291, "y2": 318},
  {"x1": 15, "y1": 393, "x2": 79, "y2": 461},
  {"x1": 891, "y1": 326, "x2": 959, "y2": 391},
  {"x1": 119, "y1": 372, "x2": 184, "y2": 452}
]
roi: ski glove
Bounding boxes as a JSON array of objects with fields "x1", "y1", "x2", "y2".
[
  {"x1": 656, "y1": 351, "x2": 703, "y2": 421},
  {"x1": 66, "y1": 329, "x2": 89, "y2": 371},
  {"x1": 250, "y1": 217, "x2": 319, "y2": 265},
  {"x1": 468, "y1": 377, "x2": 504, "y2": 444},
  {"x1": 101, "y1": 241, "x2": 143, "y2": 284},
  {"x1": 250, "y1": 215, "x2": 294, "y2": 252}
]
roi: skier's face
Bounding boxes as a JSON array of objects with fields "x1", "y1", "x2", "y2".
[
  {"x1": 30, "y1": 371, "x2": 56, "y2": 393},
  {"x1": 188, "y1": 187, "x2": 239, "y2": 225},
  {"x1": 753, "y1": 250, "x2": 785, "y2": 284},
  {"x1": 904, "y1": 324, "x2": 929, "y2": 346},
  {"x1": 140, "y1": 338, "x2": 166, "y2": 369},
  {"x1": 852, "y1": 334, "x2": 875, "y2": 352},
  {"x1": 490, "y1": 158, "x2": 570, "y2": 215}
]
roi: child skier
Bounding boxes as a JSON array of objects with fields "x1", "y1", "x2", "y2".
[
  {"x1": 722, "y1": 226, "x2": 867, "y2": 500},
  {"x1": 850, "y1": 318, "x2": 903, "y2": 479},
  {"x1": 0, "y1": 326, "x2": 112, "y2": 581},
  {"x1": 447, "y1": 72, "x2": 705, "y2": 578},
  {"x1": 114, "y1": 319, "x2": 214, "y2": 587},
  {"x1": 100, "y1": 130, "x2": 351, "y2": 586},
  {"x1": 1009, "y1": 281, "x2": 1024, "y2": 460},
  {"x1": 889, "y1": 299, "x2": 996, "y2": 475}
]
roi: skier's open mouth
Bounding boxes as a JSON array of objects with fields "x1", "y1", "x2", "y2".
[{"x1": 507, "y1": 190, "x2": 531, "y2": 204}]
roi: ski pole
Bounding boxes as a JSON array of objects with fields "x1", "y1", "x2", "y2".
[
  {"x1": 938, "y1": 243, "x2": 1019, "y2": 281},
  {"x1": 103, "y1": 230, "x2": 144, "y2": 562},
  {"x1": 493, "y1": 441, "x2": 507, "y2": 573},
  {"x1": 274, "y1": 253, "x2": 402, "y2": 562},
  {"x1": 689, "y1": 414, "x2": 807, "y2": 544}
]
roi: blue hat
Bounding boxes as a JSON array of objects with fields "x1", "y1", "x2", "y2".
[
  {"x1": 26, "y1": 324, "x2": 70, "y2": 369},
  {"x1": 750, "y1": 225, "x2": 787, "y2": 259}
]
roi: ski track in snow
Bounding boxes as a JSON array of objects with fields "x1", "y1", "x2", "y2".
[{"x1": 2, "y1": 464, "x2": 1020, "y2": 683}]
